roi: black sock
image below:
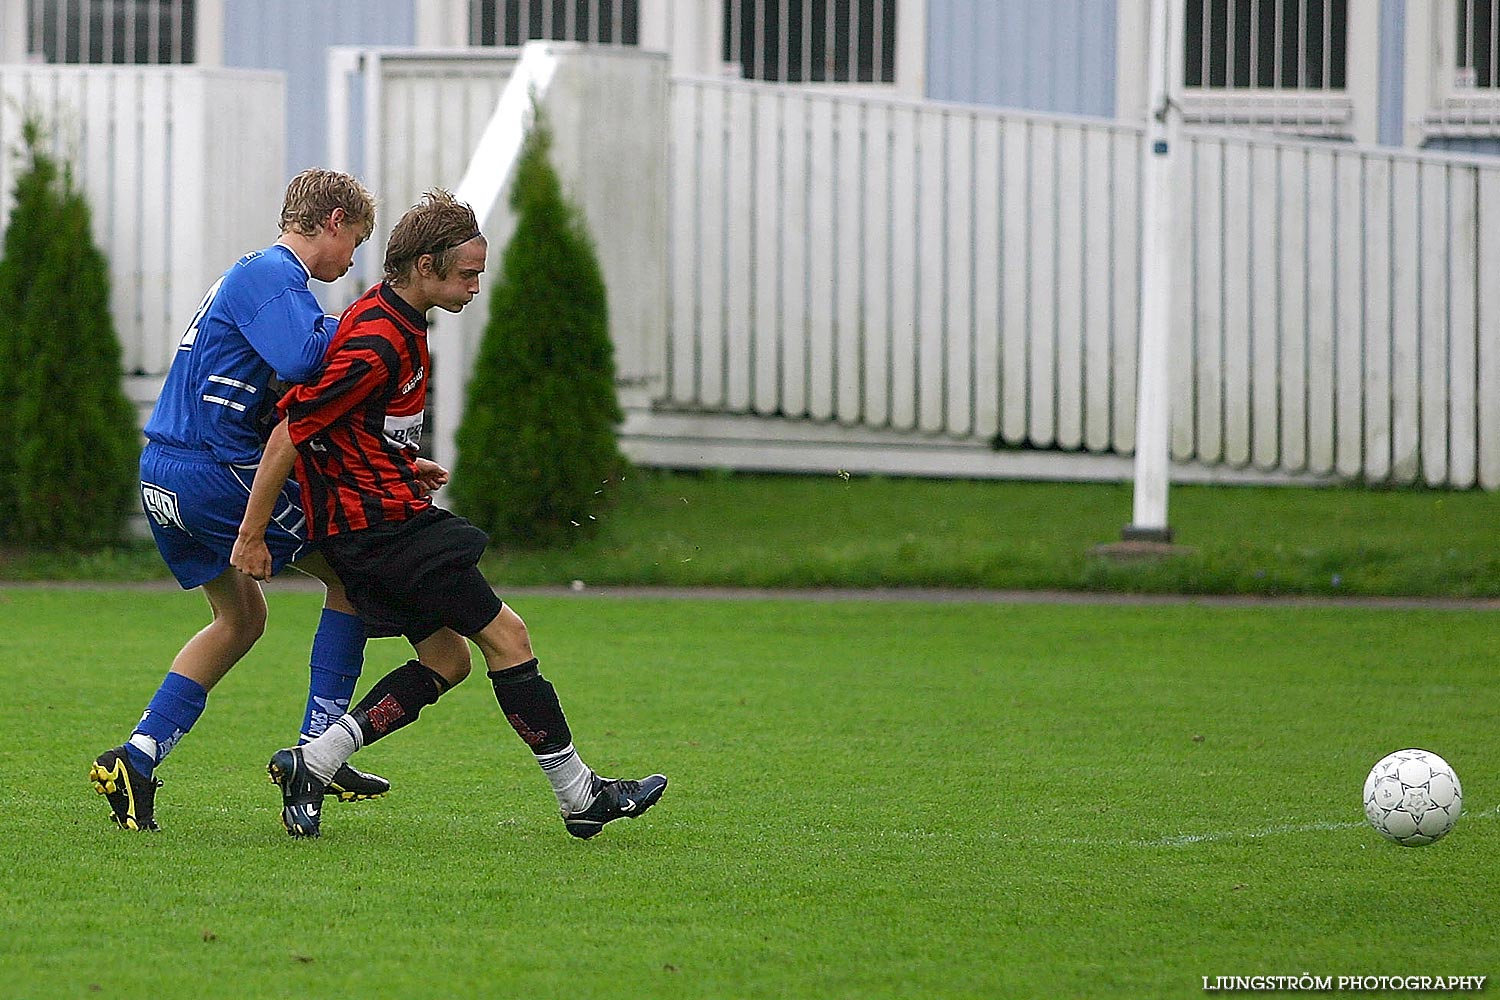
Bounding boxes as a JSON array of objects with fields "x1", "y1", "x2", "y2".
[
  {"x1": 489, "y1": 658, "x2": 572, "y2": 755},
  {"x1": 350, "y1": 660, "x2": 450, "y2": 745}
]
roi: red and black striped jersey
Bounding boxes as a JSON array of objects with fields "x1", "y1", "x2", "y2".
[{"x1": 280, "y1": 282, "x2": 431, "y2": 540}]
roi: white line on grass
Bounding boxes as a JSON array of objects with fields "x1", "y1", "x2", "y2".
[
  {"x1": 845, "y1": 808, "x2": 1498, "y2": 850},
  {"x1": 1136, "y1": 805, "x2": 1500, "y2": 848}
]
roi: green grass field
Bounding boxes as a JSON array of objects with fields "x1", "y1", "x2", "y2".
[
  {"x1": 8, "y1": 472, "x2": 1500, "y2": 597},
  {"x1": 2, "y1": 586, "x2": 1495, "y2": 998},
  {"x1": 486, "y1": 472, "x2": 1499, "y2": 598}
]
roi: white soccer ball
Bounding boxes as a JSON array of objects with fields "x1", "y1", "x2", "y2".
[{"x1": 1363, "y1": 748, "x2": 1462, "y2": 846}]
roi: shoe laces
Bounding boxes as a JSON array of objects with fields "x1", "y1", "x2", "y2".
[{"x1": 604, "y1": 778, "x2": 641, "y2": 797}]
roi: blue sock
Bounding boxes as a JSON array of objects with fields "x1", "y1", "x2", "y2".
[
  {"x1": 126, "y1": 672, "x2": 208, "y2": 775},
  {"x1": 300, "y1": 608, "x2": 367, "y2": 741}
]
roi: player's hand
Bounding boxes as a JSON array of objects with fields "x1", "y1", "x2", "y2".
[
  {"x1": 231, "y1": 534, "x2": 273, "y2": 581},
  {"x1": 413, "y1": 457, "x2": 450, "y2": 495}
]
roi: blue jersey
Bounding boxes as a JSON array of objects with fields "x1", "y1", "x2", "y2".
[{"x1": 144, "y1": 244, "x2": 335, "y2": 465}]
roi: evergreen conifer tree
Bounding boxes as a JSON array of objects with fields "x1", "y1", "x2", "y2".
[
  {"x1": 0, "y1": 118, "x2": 139, "y2": 547},
  {"x1": 452, "y1": 109, "x2": 624, "y2": 546},
  {"x1": 0, "y1": 119, "x2": 60, "y2": 512}
]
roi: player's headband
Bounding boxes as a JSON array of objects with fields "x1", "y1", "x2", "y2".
[{"x1": 434, "y1": 230, "x2": 482, "y2": 254}]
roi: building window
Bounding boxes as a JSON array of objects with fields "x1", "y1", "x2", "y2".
[
  {"x1": 1455, "y1": 0, "x2": 1500, "y2": 89},
  {"x1": 468, "y1": 0, "x2": 640, "y2": 47},
  {"x1": 28, "y1": 0, "x2": 195, "y2": 64},
  {"x1": 723, "y1": 0, "x2": 897, "y2": 84},
  {"x1": 1398, "y1": 2, "x2": 1500, "y2": 143},
  {"x1": 1183, "y1": 0, "x2": 1347, "y2": 91}
]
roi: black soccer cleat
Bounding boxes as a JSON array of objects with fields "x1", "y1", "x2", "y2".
[
  {"x1": 562, "y1": 773, "x2": 668, "y2": 840},
  {"x1": 267, "y1": 747, "x2": 326, "y2": 838},
  {"x1": 326, "y1": 762, "x2": 390, "y2": 803},
  {"x1": 89, "y1": 746, "x2": 162, "y2": 832}
]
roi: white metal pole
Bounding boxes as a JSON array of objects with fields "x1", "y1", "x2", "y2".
[{"x1": 1125, "y1": 0, "x2": 1180, "y2": 543}]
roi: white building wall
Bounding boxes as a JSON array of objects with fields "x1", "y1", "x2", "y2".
[{"x1": 220, "y1": 0, "x2": 416, "y2": 179}]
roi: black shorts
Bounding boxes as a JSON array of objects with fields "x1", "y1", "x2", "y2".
[{"x1": 319, "y1": 507, "x2": 504, "y2": 643}]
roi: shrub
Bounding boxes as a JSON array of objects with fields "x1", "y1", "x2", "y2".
[
  {"x1": 0, "y1": 118, "x2": 139, "y2": 547},
  {"x1": 452, "y1": 107, "x2": 624, "y2": 547}
]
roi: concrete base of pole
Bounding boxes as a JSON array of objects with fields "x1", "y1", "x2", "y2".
[
  {"x1": 1091, "y1": 536, "x2": 1196, "y2": 562},
  {"x1": 1120, "y1": 524, "x2": 1175, "y2": 544}
]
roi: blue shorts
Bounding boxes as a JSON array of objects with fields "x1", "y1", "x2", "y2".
[{"x1": 140, "y1": 442, "x2": 310, "y2": 590}]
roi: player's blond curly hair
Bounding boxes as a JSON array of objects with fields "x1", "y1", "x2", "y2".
[
  {"x1": 279, "y1": 168, "x2": 376, "y2": 238},
  {"x1": 384, "y1": 189, "x2": 483, "y2": 286}
]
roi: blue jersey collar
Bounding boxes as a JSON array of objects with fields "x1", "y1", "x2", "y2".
[{"x1": 272, "y1": 240, "x2": 313, "y2": 281}]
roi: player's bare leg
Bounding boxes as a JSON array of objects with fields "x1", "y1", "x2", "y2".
[
  {"x1": 171, "y1": 569, "x2": 268, "y2": 687},
  {"x1": 90, "y1": 570, "x2": 264, "y2": 831}
]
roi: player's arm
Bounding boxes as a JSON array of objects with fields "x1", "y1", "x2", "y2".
[
  {"x1": 232, "y1": 332, "x2": 393, "y2": 580},
  {"x1": 230, "y1": 418, "x2": 299, "y2": 581},
  {"x1": 280, "y1": 334, "x2": 388, "y2": 439},
  {"x1": 242, "y1": 290, "x2": 336, "y2": 383}
]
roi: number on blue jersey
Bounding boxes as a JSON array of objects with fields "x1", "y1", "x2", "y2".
[{"x1": 178, "y1": 277, "x2": 225, "y2": 352}]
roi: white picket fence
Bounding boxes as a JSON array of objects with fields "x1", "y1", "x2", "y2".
[
  {"x1": 1170, "y1": 131, "x2": 1500, "y2": 490},
  {"x1": 7, "y1": 55, "x2": 1500, "y2": 491},
  {"x1": 667, "y1": 77, "x2": 1500, "y2": 489},
  {"x1": 0, "y1": 65, "x2": 285, "y2": 400}
]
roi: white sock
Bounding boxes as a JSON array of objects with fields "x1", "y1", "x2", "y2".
[
  {"x1": 537, "y1": 744, "x2": 596, "y2": 813},
  {"x1": 298, "y1": 715, "x2": 363, "y2": 783}
]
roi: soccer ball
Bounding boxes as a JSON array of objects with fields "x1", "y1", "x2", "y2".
[{"x1": 1362, "y1": 748, "x2": 1462, "y2": 846}]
